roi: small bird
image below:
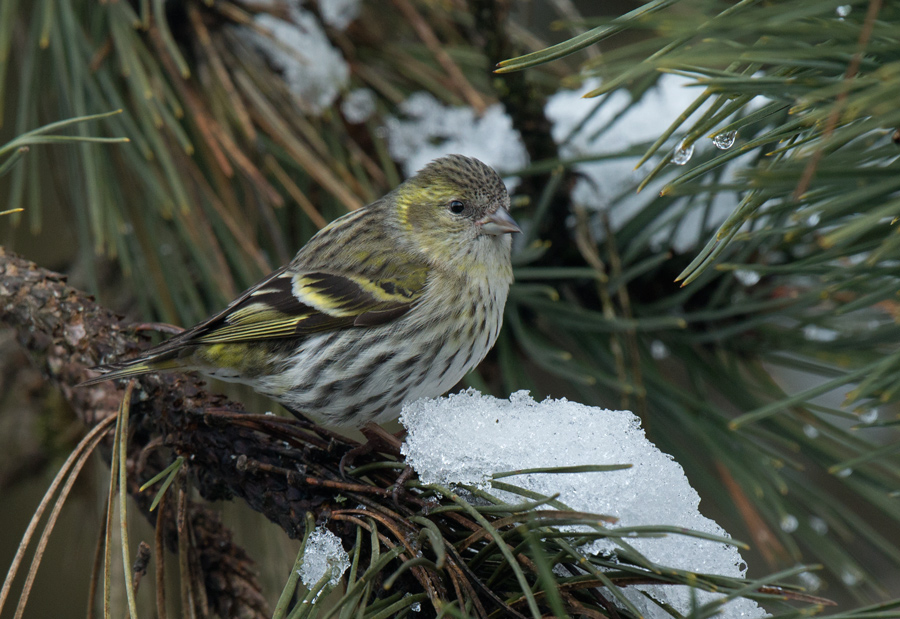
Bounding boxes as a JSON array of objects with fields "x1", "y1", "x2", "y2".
[{"x1": 82, "y1": 155, "x2": 520, "y2": 427}]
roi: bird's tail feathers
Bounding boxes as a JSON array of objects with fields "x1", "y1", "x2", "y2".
[{"x1": 79, "y1": 354, "x2": 183, "y2": 387}]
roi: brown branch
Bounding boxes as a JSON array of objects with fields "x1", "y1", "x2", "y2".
[
  {"x1": 392, "y1": 0, "x2": 488, "y2": 114},
  {"x1": 0, "y1": 246, "x2": 367, "y2": 618},
  {"x1": 793, "y1": 0, "x2": 883, "y2": 199}
]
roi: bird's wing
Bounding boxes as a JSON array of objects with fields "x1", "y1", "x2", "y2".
[{"x1": 181, "y1": 265, "x2": 429, "y2": 345}]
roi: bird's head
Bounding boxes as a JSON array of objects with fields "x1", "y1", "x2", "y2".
[{"x1": 390, "y1": 155, "x2": 520, "y2": 270}]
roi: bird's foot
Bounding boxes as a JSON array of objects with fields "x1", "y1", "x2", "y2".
[
  {"x1": 339, "y1": 422, "x2": 406, "y2": 479},
  {"x1": 391, "y1": 465, "x2": 414, "y2": 505}
]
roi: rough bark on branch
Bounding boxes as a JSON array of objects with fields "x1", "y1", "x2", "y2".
[{"x1": 0, "y1": 246, "x2": 367, "y2": 617}]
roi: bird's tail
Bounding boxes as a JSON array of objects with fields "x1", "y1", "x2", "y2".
[{"x1": 79, "y1": 352, "x2": 183, "y2": 387}]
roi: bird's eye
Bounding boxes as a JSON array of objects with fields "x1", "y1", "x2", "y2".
[{"x1": 448, "y1": 200, "x2": 466, "y2": 214}]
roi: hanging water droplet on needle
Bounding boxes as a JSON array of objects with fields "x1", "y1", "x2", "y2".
[
  {"x1": 799, "y1": 570, "x2": 823, "y2": 592},
  {"x1": 809, "y1": 516, "x2": 828, "y2": 535},
  {"x1": 734, "y1": 269, "x2": 760, "y2": 286},
  {"x1": 671, "y1": 139, "x2": 694, "y2": 165},
  {"x1": 712, "y1": 130, "x2": 737, "y2": 150},
  {"x1": 859, "y1": 408, "x2": 878, "y2": 424},
  {"x1": 650, "y1": 340, "x2": 669, "y2": 360},
  {"x1": 780, "y1": 514, "x2": 798, "y2": 533}
]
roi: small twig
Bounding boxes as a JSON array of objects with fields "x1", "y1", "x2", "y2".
[
  {"x1": 87, "y1": 513, "x2": 107, "y2": 619},
  {"x1": 793, "y1": 0, "x2": 883, "y2": 199},
  {"x1": 188, "y1": 525, "x2": 211, "y2": 618},
  {"x1": 237, "y1": 457, "x2": 393, "y2": 495},
  {"x1": 331, "y1": 507, "x2": 444, "y2": 605},
  {"x1": 201, "y1": 408, "x2": 339, "y2": 451},
  {"x1": 155, "y1": 493, "x2": 169, "y2": 619},
  {"x1": 0, "y1": 415, "x2": 116, "y2": 617},
  {"x1": 264, "y1": 155, "x2": 329, "y2": 229},
  {"x1": 177, "y1": 475, "x2": 196, "y2": 619},
  {"x1": 118, "y1": 382, "x2": 140, "y2": 619},
  {"x1": 188, "y1": 4, "x2": 257, "y2": 142},
  {"x1": 444, "y1": 565, "x2": 470, "y2": 617},
  {"x1": 89, "y1": 37, "x2": 114, "y2": 72},
  {"x1": 130, "y1": 322, "x2": 186, "y2": 335},
  {"x1": 103, "y1": 408, "x2": 122, "y2": 619},
  {"x1": 574, "y1": 206, "x2": 633, "y2": 410},
  {"x1": 18, "y1": 430, "x2": 112, "y2": 619},
  {"x1": 443, "y1": 542, "x2": 528, "y2": 619},
  {"x1": 756, "y1": 585, "x2": 836, "y2": 606},
  {"x1": 562, "y1": 564, "x2": 621, "y2": 619},
  {"x1": 132, "y1": 542, "x2": 152, "y2": 595},
  {"x1": 715, "y1": 461, "x2": 787, "y2": 569},
  {"x1": 601, "y1": 213, "x2": 647, "y2": 418},
  {"x1": 392, "y1": 0, "x2": 488, "y2": 113}
]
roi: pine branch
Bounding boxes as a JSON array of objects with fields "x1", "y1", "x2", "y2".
[{"x1": 0, "y1": 245, "x2": 359, "y2": 617}]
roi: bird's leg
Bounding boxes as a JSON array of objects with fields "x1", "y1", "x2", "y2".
[
  {"x1": 356, "y1": 424, "x2": 415, "y2": 503},
  {"x1": 359, "y1": 422, "x2": 404, "y2": 455},
  {"x1": 391, "y1": 465, "x2": 414, "y2": 505},
  {"x1": 339, "y1": 422, "x2": 406, "y2": 479}
]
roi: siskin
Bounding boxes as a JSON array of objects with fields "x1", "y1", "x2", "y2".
[{"x1": 82, "y1": 155, "x2": 520, "y2": 427}]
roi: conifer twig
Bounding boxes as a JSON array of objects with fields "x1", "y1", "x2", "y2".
[{"x1": 793, "y1": 0, "x2": 884, "y2": 199}]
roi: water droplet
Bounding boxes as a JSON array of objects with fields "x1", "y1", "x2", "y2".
[
  {"x1": 671, "y1": 139, "x2": 694, "y2": 165},
  {"x1": 651, "y1": 340, "x2": 669, "y2": 360},
  {"x1": 803, "y1": 325, "x2": 838, "y2": 342},
  {"x1": 780, "y1": 514, "x2": 798, "y2": 532},
  {"x1": 712, "y1": 130, "x2": 737, "y2": 150},
  {"x1": 734, "y1": 269, "x2": 761, "y2": 286},
  {"x1": 803, "y1": 424, "x2": 819, "y2": 439},
  {"x1": 806, "y1": 212, "x2": 821, "y2": 227},
  {"x1": 809, "y1": 516, "x2": 828, "y2": 535},
  {"x1": 836, "y1": 4, "x2": 851, "y2": 17},
  {"x1": 859, "y1": 409, "x2": 878, "y2": 424},
  {"x1": 836, "y1": 467, "x2": 853, "y2": 478},
  {"x1": 841, "y1": 568, "x2": 861, "y2": 586},
  {"x1": 798, "y1": 570, "x2": 823, "y2": 592}
]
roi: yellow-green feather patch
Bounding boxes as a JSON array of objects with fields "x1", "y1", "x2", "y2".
[
  {"x1": 193, "y1": 343, "x2": 273, "y2": 378},
  {"x1": 198, "y1": 315, "x2": 308, "y2": 343}
]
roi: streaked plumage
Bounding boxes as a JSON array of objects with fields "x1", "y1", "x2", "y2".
[{"x1": 82, "y1": 155, "x2": 519, "y2": 427}]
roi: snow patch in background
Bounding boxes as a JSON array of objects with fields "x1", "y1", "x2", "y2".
[
  {"x1": 317, "y1": 0, "x2": 361, "y2": 30},
  {"x1": 299, "y1": 527, "x2": 350, "y2": 591},
  {"x1": 341, "y1": 88, "x2": 377, "y2": 124},
  {"x1": 545, "y1": 75, "x2": 750, "y2": 252},
  {"x1": 545, "y1": 76, "x2": 701, "y2": 208},
  {"x1": 401, "y1": 390, "x2": 767, "y2": 619},
  {"x1": 385, "y1": 92, "x2": 529, "y2": 190},
  {"x1": 243, "y1": 6, "x2": 349, "y2": 114}
]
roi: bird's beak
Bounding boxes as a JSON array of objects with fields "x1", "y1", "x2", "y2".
[{"x1": 479, "y1": 207, "x2": 521, "y2": 235}]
